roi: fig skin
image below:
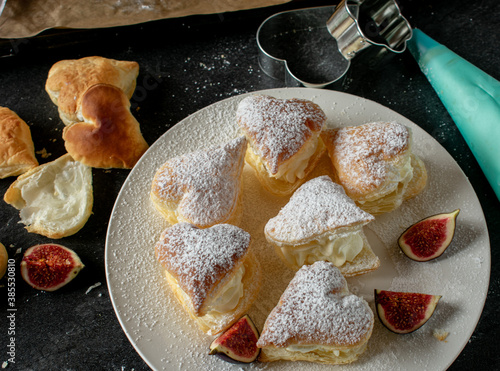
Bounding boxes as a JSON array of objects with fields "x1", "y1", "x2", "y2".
[
  {"x1": 20, "y1": 244, "x2": 84, "y2": 291},
  {"x1": 209, "y1": 315, "x2": 260, "y2": 364},
  {"x1": 398, "y1": 209, "x2": 459, "y2": 262},
  {"x1": 375, "y1": 289, "x2": 441, "y2": 334}
]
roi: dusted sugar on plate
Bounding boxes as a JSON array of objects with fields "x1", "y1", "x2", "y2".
[
  {"x1": 257, "y1": 261, "x2": 374, "y2": 364},
  {"x1": 265, "y1": 175, "x2": 379, "y2": 276},
  {"x1": 236, "y1": 94, "x2": 326, "y2": 196}
]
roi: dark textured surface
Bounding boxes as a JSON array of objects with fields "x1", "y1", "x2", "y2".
[{"x1": 0, "y1": 0, "x2": 498, "y2": 369}]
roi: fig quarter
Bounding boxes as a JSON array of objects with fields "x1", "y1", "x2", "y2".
[
  {"x1": 209, "y1": 314, "x2": 260, "y2": 364},
  {"x1": 398, "y1": 209, "x2": 459, "y2": 262}
]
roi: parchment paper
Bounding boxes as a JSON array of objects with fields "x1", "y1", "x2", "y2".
[{"x1": 0, "y1": 0, "x2": 290, "y2": 39}]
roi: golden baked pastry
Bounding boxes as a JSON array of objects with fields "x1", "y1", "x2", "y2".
[
  {"x1": 265, "y1": 175, "x2": 379, "y2": 276},
  {"x1": 0, "y1": 243, "x2": 7, "y2": 279},
  {"x1": 257, "y1": 261, "x2": 374, "y2": 364},
  {"x1": 321, "y1": 122, "x2": 427, "y2": 214},
  {"x1": 0, "y1": 107, "x2": 38, "y2": 178},
  {"x1": 155, "y1": 222, "x2": 262, "y2": 335},
  {"x1": 62, "y1": 83, "x2": 149, "y2": 169},
  {"x1": 45, "y1": 56, "x2": 139, "y2": 126},
  {"x1": 151, "y1": 136, "x2": 246, "y2": 228},
  {"x1": 236, "y1": 94, "x2": 326, "y2": 196},
  {"x1": 4, "y1": 153, "x2": 93, "y2": 239}
]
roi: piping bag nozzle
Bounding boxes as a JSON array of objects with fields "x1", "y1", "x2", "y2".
[{"x1": 408, "y1": 29, "x2": 500, "y2": 201}]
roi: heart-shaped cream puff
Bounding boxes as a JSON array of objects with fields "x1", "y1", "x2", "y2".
[
  {"x1": 150, "y1": 136, "x2": 247, "y2": 228},
  {"x1": 155, "y1": 222, "x2": 261, "y2": 335},
  {"x1": 265, "y1": 175, "x2": 379, "y2": 276},
  {"x1": 321, "y1": 121, "x2": 427, "y2": 214},
  {"x1": 257, "y1": 261, "x2": 374, "y2": 364},
  {"x1": 62, "y1": 83, "x2": 149, "y2": 169},
  {"x1": 236, "y1": 94, "x2": 326, "y2": 196}
]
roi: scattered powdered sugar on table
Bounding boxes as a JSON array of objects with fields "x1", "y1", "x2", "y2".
[{"x1": 106, "y1": 89, "x2": 490, "y2": 371}]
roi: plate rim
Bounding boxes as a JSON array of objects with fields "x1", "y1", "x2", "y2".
[{"x1": 105, "y1": 87, "x2": 491, "y2": 370}]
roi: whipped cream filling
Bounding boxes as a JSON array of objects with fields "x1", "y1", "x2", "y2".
[
  {"x1": 357, "y1": 156, "x2": 413, "y2": 212},
  {"x1": 206, "y1": 265, "x2": 246, "y2": 314},
  {"x1": 278, "y1": 231, "x2": 364, "y2": 268},
  {"x1": 272, "y1": 138, "x2": 319, "y2": 183},
  {"x1": 248, "y1": 137, "x2": 319, "y2": 184},
  {"x1": 286, "y1": 344, "x2": 343, "y2": 357}
]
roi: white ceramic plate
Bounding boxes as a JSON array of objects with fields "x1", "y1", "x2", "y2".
[{"x1": 105, "y1": 88, "x2": 490, "y2": 370}]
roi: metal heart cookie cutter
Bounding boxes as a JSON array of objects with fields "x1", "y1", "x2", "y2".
[{"x1": 257, "y1": 0, "x2": 412, "y2": 88}]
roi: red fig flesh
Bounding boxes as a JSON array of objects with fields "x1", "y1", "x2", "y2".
[
  {"x1": 209, "y1": 315, "x2": 260, "y2": 363},
  {"x1": 375, "y1": 289, "x2": 441, "y2": 334},
  {"x1": 398, "y1": 209, "x2": 459, "y2": 261},
  {"x1": 21, "y1": 244, "x2": 84, "y2": 291}
]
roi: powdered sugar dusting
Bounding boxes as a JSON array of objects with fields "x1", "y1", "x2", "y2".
[
  {"x1": 152, "y1": 136, "x2": 246, "y2": 227},
  {"x1": 106, "y1": 89, "x2": 490, "y2": 371},
  {"x1": 324, "y1": 122, "x2": 410, "y2": 194},
  {"x1": 266, "y1": 175, "x2": 374, "y2": 242},
  {"x1": 236, "y1": 95, "x2": 326, "y2": 174},
  {"x1": 257, "y1": 261, "x2": 373, "y2": 348},
  {"x1": 155, "y1": 223, "x2": 250, "y2": 313}
]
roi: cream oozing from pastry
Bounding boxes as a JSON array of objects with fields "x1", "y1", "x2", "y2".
[
  {"x1": 273, "y1": 138, "x2": 319, "y2": 183},
  {"x1": 170, "y1": 263, "x2": 246, "y2": 319},
  {"x1": 356, "y1": 155, "x2": 413, "y2": 212},
  {"x1": 283, "y1": 343, "x2": 368, "y2": 362},
  {"x1": 206, "y1": 265, "x2": 246, "y2": 314},
  {"x1": 247, "y1": 137, "x2": 319, "y2": 184},
  {"x1": 276, "y1": 230, "x2": 365, "y2": 268}
]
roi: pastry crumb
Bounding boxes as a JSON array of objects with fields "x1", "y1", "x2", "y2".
[
  {"x1": 433, "y1": 328, "x2": 449, "y2": 342},
  {"x1": 36, "y1": 148, "x2": 51, "y2": 159}
]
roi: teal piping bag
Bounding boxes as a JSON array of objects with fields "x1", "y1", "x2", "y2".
[{"x1": 408, "y1": 29, "x2": 500, "y2": 200}]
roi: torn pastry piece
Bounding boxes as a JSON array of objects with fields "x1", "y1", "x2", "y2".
[
  {"x1": 45, "y1": 56, "x2": 139, "y2": 126},
  {"x1": 236, "y1": 95, "x2": 326, "y2": 196},
  {"x1": 151, "y1": 136, "x2": 246, "y2": 228},
  {"x1": 321, "y1": 122, "x2": 427, "y2": 215},
  {"x1": 0, "y1": 107, "x2": 38, "y2": 178},
  {"x1": 257, "y1": 261, "x2": 374, "y2": 364},
  {"x1": 4, "y1": 153, "x2": 93, "y2": 239},
  {"x1": 155, "y1": 222, "x2": 262, "y2": 335},
  {"x1": 62, "y1": 83, "x2": 149, "y2": 169},
  {"x1": 265, "y1": 175, "x2": 379, "y2": 276}
]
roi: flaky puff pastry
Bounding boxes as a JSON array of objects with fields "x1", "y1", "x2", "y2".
[
  {"x1": 321, "y1": 122, "x2": 427, "y2": 215},
  {"x1": 265, "y1": 175, "x2": 379, "y2": 276},
  {"x1": 62, "y1": 83, "x2": 148, "y2": 169},
  {"x1": 151, "y1": 137, "x2": 246, "y2": 229},
  {"x1": 236, "y1": 95, "x2": 326, "y2": 196},
  {"x1": 257, "y1": 261, "x2": 374, "y2": 364},
  {"x1": 155, "y1": 223, "x2": 262, "y2": 335},
  {"x1": 45, "y1": 56, "x2": 139, "y2": 126},
  {"x1": 0, "y1": 107, "x2": 38, "y2": 178}
]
